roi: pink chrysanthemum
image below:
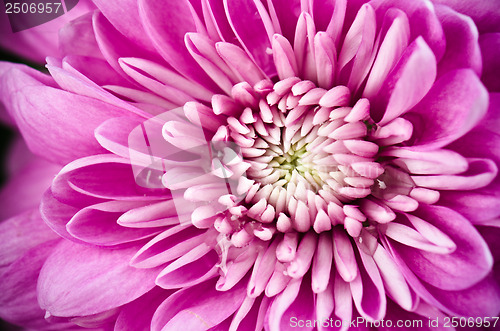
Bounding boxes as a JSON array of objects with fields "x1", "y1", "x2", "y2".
[{"x1": 1, "y1": 0, "x2": 500, "y2": 330}]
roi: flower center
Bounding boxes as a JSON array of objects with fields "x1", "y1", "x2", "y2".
[{"x1": 219, "y1": 78, "x2": 384, "y2": 236}]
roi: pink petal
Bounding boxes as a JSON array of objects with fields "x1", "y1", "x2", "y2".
[
  {"x1": 156, "y1": 245, "x2": 218, "y2": 289},
  {"x1": 363, "y1": 8, "x2": 410, "y2": 99},
  {"x1": 92, "y1": 0, "x2": 156, "y2": 53},
  {"x1": 435, "y1": 5, "x2": 482, "y2": 77},
  {"x1": 411, "y1": 158, "x2": 497, "y2": 191},
  {"x1": 0, "y1": 210, "x2": 59, "y2": 268},
  {"x1": 350, "y1": 247, "x2": 386, "y2": 321},
  {"x1": 272, "y1": 34, "x2": 299, "y2": 80},
  {"x1": 151, "y1": 278, "x2": 246, "y2": 330},
  {"x1": 479, "y1": 33, "x2": 500, "y2": 92},
  {"x1": 224, "y1": 0, "x2": 276, "y2": 76},
  {"x1": 1, "y1": 67, "x2": 135, "y2": 164},
  {"x1": 115, "y1": 287, "x2": 172, "y2": 331},
  {"x1": 38, "y1": 241, "x2": 160, "y2": 317},
  {"x1": 131, "y1": 225, "x2": 211, "y2": 268},
  {"x1": 406, "y1": 69, "x2": 488, "y2": 150},
  {"x1": 138, "y1": 0, "x2": 219, "y2": 92},
  {"x1": 216, "y1": 42, "x2": 267, "y2": 86},
  {"x1": 370, "y1": 37, "x2": 436, "y2": 125},
  {"x1": 67, "y1": 201, "x2": 161, "y2": 246},
  {"x1": 0, "y1": 240, "x2": 62, "y2": 330},
  {"x1": 333, "y1": 228, "x2": 358, "y2": 282},
  {"x1": 373, "y1": 244, "x2": 416, "y2": 311},
  {"x1": 393, "y1": 205, "x2": 493, "y2": 291}
]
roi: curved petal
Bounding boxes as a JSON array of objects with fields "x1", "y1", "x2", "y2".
[
  {"x1": 92, "y1": 0, "x2": 156, "y2": 52},
  {"x1": 115, "y1": 287, "x2": 172, "y2": 331},
  {"x1": 155, "y1": 245, "x2": 217, "y2": 289},
  {"x1": 67, "y1": 201, "x2": 161, "y2": 246},
  {"x1": 426, "y1": 274, "x2": 500, "y2": 318},
  {"x1": 370, "y1": 37, "x2": 436, "y2": 125},
  {"x1": 435, "y1": 5, "x2": 482, "y2": 77},
  {"x1": 0, "y1": 210, "x2": 59, "y2": 268},
  {"x1": 138, "y1": 0, "x2": 219, "y2": 92},
  {"x1": 406, "y1": 69, "x2": 488, "y2": 150},
  {"x1": 224, "y1": 0, "x2": 276, "y2": 77},
  {"x1": 432, "y1": 0, "x2": 500, "y2": 34},
  {"x1": 0, "y1": 240, "x2": 62, "y2": 330},
  {"x1": 151, "y1": 278, "x2": 246, "y2": 331},
  {"x1": 370, "y1": 0, "x2": 446, "y2": 61},
  {"x1": 1, "y1": 66, "x2": 135, "y2": 164},
  {"x1": 479, "y1": 33, "x2": 500, "y2": 92},
  {"x1": 53, "y1": 154, "x2": 170, "y2": 202},
  {"x1": 131, "y1": 225, "x2": 212, "y2": 268},
  {"x1": 393, "y1": 205, "x2": 493, "y2": 291},
  {"x1": 350, "y1": 247, "x2": 386, "y2": 321},
  {"x1": 38, "y1": 240, "x2": 160, "y2": 317}
]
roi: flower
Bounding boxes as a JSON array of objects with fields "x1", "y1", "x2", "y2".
[{"x1": 1, "y1": 0, "x2": 500, "y2": 330}]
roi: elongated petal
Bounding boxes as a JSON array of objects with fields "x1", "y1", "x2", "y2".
[
  {"x1": 0, "y1": 240, "x2": 61, "y2": 329},
  {"x1": 407, "y1": 69, "x2": 488, "y2": 150},
  {"x1": 224, "y1": 0, "x2": 276, "y2": 76},
  {"x1": 38, "y1": 241, "x2": 160, "y2": 316},
  {"x1": 393, "y1": 205, "x2": 493, "y2": 291},
  {"x1": 151, "y1": 278, "x2": 246, "y2": 330},
  {"x1": 138, "y1": 0, "x2": 218, "y2": 91},
  {"x1": 115, "y1": 287, "x2": 171, "y2": 331},
  {"x1": 371, "y1": 37, "x2": 436, "y2": 125}
]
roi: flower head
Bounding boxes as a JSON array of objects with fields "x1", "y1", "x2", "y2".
[{"x1": 1, "y1": 0, "x2": 500, "y2": 330}]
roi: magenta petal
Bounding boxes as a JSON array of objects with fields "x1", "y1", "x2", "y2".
[
  {"x1": 224, "y1": 0, "x2": 276, "y2": 76},
  {"x1": 435, "y1": 5, "x2": 482, "y2": 77},
  {"x1": 59, "y1": 12, "x2": 101, "y2": 59},
  {"x1": 267, "y1": 277, "x2": 302, "y2": 331},
  {"x1": 115, "y1": 287, "x2": 172, "y2": 331},
  {"x1": 406, "y1": 69, "x2": 489, "y2": 150},
  {"x1": 0, "y1": 0, "x2": 95, "y2": 63},
  {"x1": 92, "y1": 0, "x2": 156, "y2": 53},
  {"x1": 202, "y1": 0, "x2": 240, "y2": 44},
  {"x1": 151, "y1": 278, "x2": 246, "y2": 331},
  {"x1": 0, "y1": 240, "x2": 60, "y2": 329},
  {"x1": 438, "y1": 178, "x2": 500, "y2": 225},
  {"x1": 40, "y1": 189, "x2": 88, "y2": 243},
  {"x1": 138, "y1": 0, "x2": 219, "y2": 92},
  {"x1": 92, "y1": 11, "x2": 163, "y2": 78},
  {"x1": 131, "y1": 225, "x2": 211, "y2": 268},
  {"x1": 363, "y1": 8, "x2": 410, "y2": 99},
  {"x1": 38, "y1": 240, "x2": 160, "y2": 317},
  {"x1": 266, "y1": 0, "x2": 301, "y2": 42},
  {"x1": 350, "y1": 247, "x2": 386, "y2": 321},
  {"x1": 67, "y1": 201, "x2": 161, "y2": 246},
  {"x1": 156, "y1": 247, "x2": 217, "y2": 289},
  {"x1": 394, "y1": 205, "x2": 493, "y2": 291},
  {"x1": 426, "y1": 274, "x2": 500, "y2": 318},
  {"x1": 54, "y1": 155, "x2": 170, "y2": 201},
  {"x1": 276, "y1": 276, "x2": 315, "y2": 331},
  {"x1": 46, "y1": 62, "x2": 146, "y2": 117},
  {"x1": 370, "y1": 37, "x2": 436, "y2": 125},
  {"x1": 0, "y1": 210, "x2": 59, "y2": 268},
  {"x1": 0, "y1": 151, "x2": 61, "y2": 220},
  {"x1": 433, "y1": 0, "x2": 500, "y2": 34},
  {"x1": 1, "y1": 67, "x2": 135, "y2": 164},
  {"x1": 479, "y1": 33, "x2": 500, "y2": 92},
  {"x1": 371, "y1": 0, "x2": 446, "y2": 61}
]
